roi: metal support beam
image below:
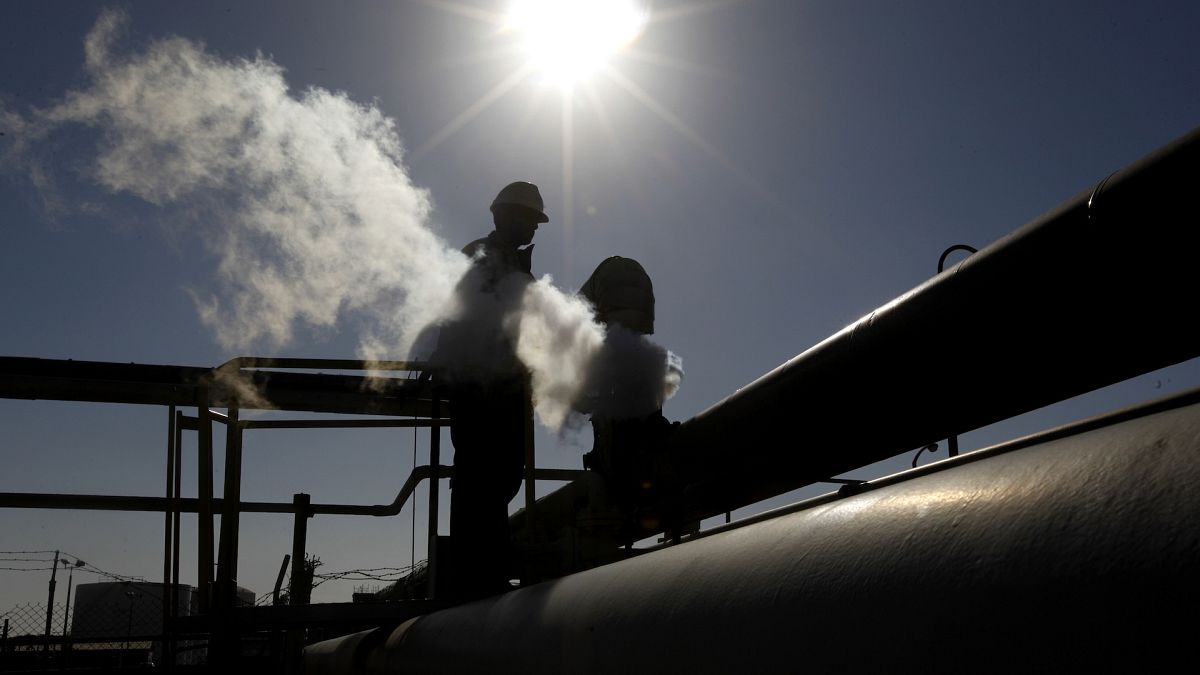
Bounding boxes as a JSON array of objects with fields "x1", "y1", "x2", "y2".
[
  {"x1": 427, "y1": 397, "x2": 441, "y2": 545},
  {"x1": 213, "y1": 401, "x2": 245, "y2": 667},
  {"x1": 289, "y1": 493, "x2": 312, "y2": 605},
  {"x1": 285, "y1": 493, "x2": 312, "y2": 675},
  {"x1": 161, "y1": 405, "x2": 175, "y2": 672},
  {"x1": 196, "y1": 394, "x2": 213, "y2": 614},
  {"x1": 171, "y1": 409, "x2": 182, "y2": 672},
  {"x1": 273, "y1": 555, "x2": 291, "y2": 606},
  {"x1": 426, "y1": 395, "x2": 442, "y2": 599},
  {"x1": 523, "y1": 389, "x2": 536, "y2": 542},
  {"x1": 215, "y1": 407, "x2": 243, "y2": 613}
]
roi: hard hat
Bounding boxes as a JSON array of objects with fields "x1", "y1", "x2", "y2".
[
  {"x1": 491, "y1": 181, "x2": 549, "y2": 223},
  {"x1": 580, "y1": 256, "x2": 655, "y2": 335}
]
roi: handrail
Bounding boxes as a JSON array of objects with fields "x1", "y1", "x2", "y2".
[
  {"x1": 216, "y1": 356, "x2": 425, "y2": 373},
  {"x1": 0, "y1": 464, "x2": 449, "y2": 517},
  {"x1": 0, "y1": 467, "x2": 586, "y2": 517}
]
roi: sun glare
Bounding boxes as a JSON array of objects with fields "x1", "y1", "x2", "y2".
[{"x1": 505, "y1": 0, "x2": 648, "y2": 86}]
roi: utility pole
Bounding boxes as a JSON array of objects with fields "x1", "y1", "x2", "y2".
[
  {"x1": 62, "y1": 559, "x2": 83, "y2": 638},
  {"x1": 121, "y1": 589, "x2": 140, "y2": 669},
  {"x1": 43, "y1": 550, "x2": 59, "y2": 653}
]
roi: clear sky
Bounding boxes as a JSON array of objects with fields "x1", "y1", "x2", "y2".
[{"x1": 2, "y1": 0, "x2": 1199, "y2": 610}]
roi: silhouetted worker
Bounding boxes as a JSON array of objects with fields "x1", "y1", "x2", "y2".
[
  {"x1": 578, "y1": 256, "x2": 677, "y2": 512},
  {"x1": 431, "y1": 181, "x2": 548, "y2": 600}
]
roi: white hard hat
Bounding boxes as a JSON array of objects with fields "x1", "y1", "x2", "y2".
[{"x1": 491, "y1": 181, "x2": 549, "y2": 223}]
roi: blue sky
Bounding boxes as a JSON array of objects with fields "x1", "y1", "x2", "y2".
[{"x1": 2, "y1": 0, "x2": 1198, "y2": 608}]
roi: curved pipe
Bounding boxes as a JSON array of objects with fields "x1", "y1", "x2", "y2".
[
  {"x1": 936, "y1": 243, "x2": 978, "y2": 273},
  {"x1": 658, "y1": 126, "x2": 1200, "y2": 525}
]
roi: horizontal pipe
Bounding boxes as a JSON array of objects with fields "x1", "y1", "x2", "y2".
[
  {"x1": 173, "y1": 599, "x2": 450, "y2": 632},
  {"x1": 655, "y1": 125, "x2": 1200, "y2": 526},
  {"x1": 241, "y1": 418, "x2": 449, "y2": 430},
  {"x1": 0, "y1": 357, "x2": 437, "y2": 415},
  {"x1": 176, "y1": 415, "x2": 452, "y2": 430},
  {"x1": 217, "y1": 357, "x2": 424, "y2": 372},
  {"x1": 0, "y1": 492, "x2": 296, "y2": 514},
  {"x1": 657, "y1": 384, "x2": 1200, "y2": 551},
  {"x1": 0, "y1": 467, "x2": 579, "y2": 517},
  {"x1": 307, "y1": 394, "x2": 1200, "y2": 673},
  {"x1": 0, "y1": 465, "x2": 452, "y2": 517}
]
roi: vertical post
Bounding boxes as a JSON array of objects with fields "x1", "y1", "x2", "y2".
[
  {"x1": 213, "y1": 407, "x2": 243, "y2": 670},
  {"x1": 162, "y1": 404, "x2": 175, "y2": 665},
  {"x1": 411, "y1": 426, "x2": 418, "y2": 570},
  {"x1": 523, "y1": 385, "x2": 536, "y2": 535},
  {"x1": 172, "y1": 411, "x2": 183, "y2": 631},
  {"x1": 43, "y1": 550, "x2": 59, "y2": 653},
  {"x1": 285, "y1": 493, "x2": 310, "y2": 675},
  {"x1": 197, "y1": 390, "x2": 214, "y2": 613},
  {"x1": 61, "y1": 565, "x2": 75, "y2": 669},
  {"x1": 289, "y1": 494, "x2": 311, "y2": 605},
  {"x1": 62, "y1": 569, "x2": 73, "y2": 637},
  {"x1": 427, "y1": 395, "x2": 441, "y2": 598},
  {"x1": 121, "y1": 591, "x2": 139, "y2": 669},
  {"x1": 272, "y1": 555, "x2": 291, "y2": 606},
  {"x1": 936, "y1": 245, "x2": 973, "y2": 463},
  {"x1": 216, "y1": 406, "x2": 243, "y2": 611},
  {"x1": 427, "y1": 396, "x2": 441, "y2": 545}
]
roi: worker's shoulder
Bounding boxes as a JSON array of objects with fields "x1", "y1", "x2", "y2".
[{"x1": 462, "y1": 234, "x2": 494, "y2": 258}]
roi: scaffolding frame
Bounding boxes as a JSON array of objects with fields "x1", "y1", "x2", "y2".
[{"x1": 0, "y1": 355, "x2": 583, "y2": 672}]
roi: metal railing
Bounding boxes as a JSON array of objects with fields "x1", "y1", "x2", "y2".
[{"x1": 0, "y1": 355, "x2": 585, "y2": 672}]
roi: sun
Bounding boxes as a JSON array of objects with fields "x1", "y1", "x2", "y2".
[
  {"x1": 417, "y1": 0, "x2": 764, "y2": 218},
  {"x1": 505, "y1": 0, "x2": 648, "y2": 86}
]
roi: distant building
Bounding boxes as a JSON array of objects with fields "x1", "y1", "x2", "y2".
[
  {"x1": 70, "y1": 581, "x2": 256, "y2": 638},
  {"x1": 68, "y1": 581, "x2": 256, "y2": 667},
  {"x1": 71, "y1": 582, "x2": 189, "y2": 639}
]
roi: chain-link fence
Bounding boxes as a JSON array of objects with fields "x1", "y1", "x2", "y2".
[
  {"x1": 1, "y1": 598, "x2": 190, "y2": 671},
  {"x1": 1, "y1": 602, "x2": 67, "y2": 640}
]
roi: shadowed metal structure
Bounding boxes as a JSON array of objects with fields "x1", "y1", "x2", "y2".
[
  {"x1": 0, "y1": 357, "x2": 436, "y2": 416},
  {"x1": 306, "y1": 389, "x2": 1200, "y2": 673},
  {"x1": 304, "y1": 127, "x2": 1200, "y2": 671},
  {"x1": 649, "y1": 125, "x2": 1200, "y2": 529}
]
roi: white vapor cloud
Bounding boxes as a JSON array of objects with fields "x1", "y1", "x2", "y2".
[
  {"x1": 38, "y1": 7, "x2": 465, "y2": 353},
  {"x1": 7, "y1": 8, "x2": 681, "y2": 429},
  {"x1": 516, "y1": 277, "x2": 607, "y2": 429}
]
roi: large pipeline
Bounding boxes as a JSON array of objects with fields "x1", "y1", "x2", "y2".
[
  {"x1": 306, "y1": 387, "x2": 1200, "y2": 673},
  {"x1": 658, "y1": 126, "x2": 1200, "y2": 524}
]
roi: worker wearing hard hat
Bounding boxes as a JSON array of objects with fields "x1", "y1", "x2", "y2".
[
  {"x1": 579, "y1": 256, "x2": 656, "y2": 335},
  {"x1": 578, "y1": 256, "x2": 678, "y2": 513},
  {"x1": 433, "y1": 180, "x2": 548, "y2": 600},
  {"x1": 463, "y1": 181, "x2": 547, "y2": 279}
]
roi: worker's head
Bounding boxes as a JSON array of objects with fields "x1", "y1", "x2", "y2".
[
  {"x1": 491, "y1": 181, "x2": 548, "y2": 246},
  {"x1": 580, "y1": 256, "x2": 655, "y2": 335}
]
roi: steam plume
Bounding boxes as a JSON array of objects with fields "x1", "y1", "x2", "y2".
[
  {"x1": 7, "y1": 8, "x2": 681, "y2": 429},
  {"x1": 36, "y1": 8, "x2": 465, "y2": 354}
]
